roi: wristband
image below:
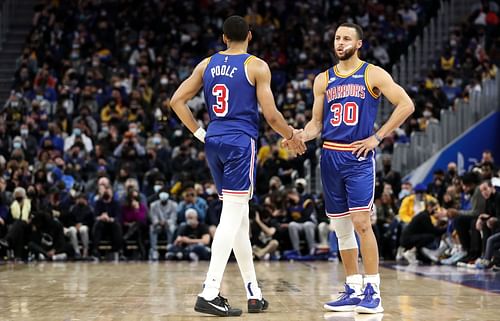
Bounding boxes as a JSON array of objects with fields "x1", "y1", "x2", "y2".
[
  {"x1": 374, "y1": 133, "x2": 383, "y2": 143},
  {"x1": 193, "y1": 127, "x2": 206, "y2": 143}
]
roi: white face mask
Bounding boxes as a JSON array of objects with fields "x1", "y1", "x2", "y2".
[
  {"x1": 154, "y1": 185, "x2": 163, "y2": 193},
  {"x1": 159, "y1": 192, "x2": 169, "y2": 201},
  {"x1": 423, "y1": 111, "x2": 432, "y2": 118}
]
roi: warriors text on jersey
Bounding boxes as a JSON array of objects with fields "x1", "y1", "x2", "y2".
[
  {"x1": 322, "y1": 61, "x2": 380, "y2": 143},
  {"x1": 203, "y1": 52, "x2": 259, "y2": 140}
]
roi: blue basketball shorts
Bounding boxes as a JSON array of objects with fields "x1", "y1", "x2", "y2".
[
  {"x1": 320, "y1": 141, "x2": 375, "y2": 218},
  {"x1": 205, "y1": 133, "x2": 257, "y2": 199}
]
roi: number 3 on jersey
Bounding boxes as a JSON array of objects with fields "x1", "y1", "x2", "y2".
[
  {"x1": 330, "y1": 102, "x2": 359, "y2": 126},
  {"x1": 212, "y1": 84, "x2": 229, "y2": 117}
]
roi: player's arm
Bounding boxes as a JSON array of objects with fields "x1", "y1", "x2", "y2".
[
  {"x1": 301, "y1": 72, "x2": 326, "y2": 142},
  {"x1": 352, "y1": 65, "x2": 414, "y2": 158},
  {"x1": 250, "y1": 58, "x2": 305, "y2": 154},
  {"x1": 170, "y1": 58, "x2": 209, "y2": 142},
  {"x1": 369, "y1": 65, "x2": 415, "y2": 140}
]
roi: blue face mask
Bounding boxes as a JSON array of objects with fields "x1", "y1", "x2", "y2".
[
  {"x1": 399, "y1": 189, "x2": 411, "y2": 199},
  {"x1": 73, "y1": 128, "x2": 81, "y2": 136},
  {"x1": 152, "y1": 136, "x2": 161, "y2": 145},
  {"x1": 13, "y1": 142, "x2": 22, "y2": 149}
]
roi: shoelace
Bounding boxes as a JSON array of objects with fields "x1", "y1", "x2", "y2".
[
  {"x1": 336, "y1": 284, "x2": 355, "y2": 301},
  {"x1": 217, "y1": 295, "x2": 231, "y2": 308},
  {"x1": 361, "y1": 284, "x2": 376, "y2": 301}
]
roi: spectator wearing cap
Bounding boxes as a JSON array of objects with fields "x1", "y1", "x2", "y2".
[
  {"x1": 176, "y1": 186, "x2": 208, "y2": 224},
  {"x1": 60, "y1": 193, "x2": 94, "y2": 259},
  {"x1": 398, "y1": 183, "x2": 438, "y2": 224},
  {"x1": 148, "y1": 190, "x2": 178, "y2": 261}
]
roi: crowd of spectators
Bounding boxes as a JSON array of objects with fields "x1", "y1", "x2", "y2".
[{"x1": 0, "y1": 0, "x2": 498, "y2": 269}]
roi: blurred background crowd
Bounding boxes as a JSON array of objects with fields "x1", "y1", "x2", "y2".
[{"x1": 0, "y1": 0, "x2": 498, "y2": 270}]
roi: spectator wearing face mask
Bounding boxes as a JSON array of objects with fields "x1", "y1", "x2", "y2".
[
  {"x1": 64, "y1": 125, "x2": 94, "y2": 153},
  {"x1": 398, "y1": 183, "x2": 437, "y2": 224},
  {"x1": 3, "y1": 187, "x2": 32, "y2": 260},
  {"x1": 148, "y1": 190, "x2": 177, "y2": 261},
  {"x1": 18, "y1": 124, "x2": 38, "y2": 163},
  {"x1": 176, "y1": 186, "x2": 207, "y2": 224},
  {"x1": 60, "y1": 193, "x2": 94, "y2": 259},
  {"x1": 165, "y1": 208, "x2": 210, "y2": 262},
  {"x1": 92, "y1": 185, "x2": 123, "y2": 260}
]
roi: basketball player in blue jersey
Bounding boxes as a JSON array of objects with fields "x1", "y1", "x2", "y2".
[
  {"x1": 170, "y1": 16, "x2": 305, "y2": 317},
  {"x1": 286, "y1": 23, "x2": 414, "y2": 314}
]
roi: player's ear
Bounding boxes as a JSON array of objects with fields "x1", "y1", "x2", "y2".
[
  {"x1": 357, "y1": 39, "x2": 363, "y2": 50},
  {"x1": 247, "y1": 31, "x2": 252, "y2": 42},
  {"x1": 222, "y1": 34, "x2": 228, "y2": 45}
]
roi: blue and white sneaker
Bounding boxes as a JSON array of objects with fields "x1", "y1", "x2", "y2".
[
  {"x1": 324, "y1": 284, "x2": 362, "y2": 312},
  {"x1": 354, "y1": 283, "x2": 384, "y2": 314}
]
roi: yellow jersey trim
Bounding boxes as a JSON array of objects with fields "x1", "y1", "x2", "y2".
[
  {"x1": 244, "y1": 55, "x2": 255, "y2": 65},
  {"x1": 364, "y1": 64, "x2": 380, "y2": 99},
  {"x1": 333, "y1": 61, "x2": 365, "y2": 78}
]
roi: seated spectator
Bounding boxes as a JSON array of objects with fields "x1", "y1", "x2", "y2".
[
  {"x1": 472, "y1": 179, "x2": 500, "y2": 268},
  {"x1": 284, "y1": 190, "x2": 317, "y2": 257},
  {"x1": 166, "y1": 209, "x2": 210, "y2": 261},
  {"x1": 250, "y1": 205, "x2": 279, "y2": 260},
  {"x1": 3, "y1": 187, "x2": 32, "y2": 260},
  {"x1": 149, "y1": 190, "x2": 177, "y2": 261},
  {"x1": 29, "y1": 211, "x2": 70, "y2": 261},
  {"x1": 400, "y1": 200, "x2": 448, "y2": 264},
  {"x1": 449, "y1": 172, "x2": 486, "y2": 264},
  {"x1": 92, "y1": 185, "x2": 123, "y2": 260},
  {"x1": 122, "y1": 187, "x2": 148, "y2": 260},
  {"x1": 60, "y1": 193, "x2": 94, "y2": 259}
]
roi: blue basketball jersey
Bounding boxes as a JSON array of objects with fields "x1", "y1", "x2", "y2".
[
  {"x1": 203, "y1": 52, "x2": 259, "y2": 140},
  {"x1": 322, "y1": 62, "x2": 380, "y2": 143}
]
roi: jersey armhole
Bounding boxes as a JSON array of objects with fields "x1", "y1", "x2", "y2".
[
  {"x1": 244, "y1": 55, "x2": 256, "y2": 86},
  {"x1": 324, "y1": 69, "x2": 329, "y2": 91},
  {"x1": 201, "y1": 56, "x2": 213, "y2": 81},
  {"x1": 364, "y1": 64, "x2": 381, "y2": 99}
]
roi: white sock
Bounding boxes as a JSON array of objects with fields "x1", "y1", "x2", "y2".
[
  {"x1": 232, "y1": 204, "x2": 262, "y2": 299},
  {"x1": 346, "y1": 274, "x2": 363, "y2": 294},
  {"x1": 200, "y1": 195, "x2": 247, "y2": 300},
  {"x1": 364, "y1": 274, "x2": 381, "y2": 292}
]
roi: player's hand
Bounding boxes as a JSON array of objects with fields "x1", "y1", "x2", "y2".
[
  {"x1": 282, "y1": 128, "x2": 306, "y2": 155},
  {"x1": 351, "y1": 135, "x2": 379, "y2": 158}
]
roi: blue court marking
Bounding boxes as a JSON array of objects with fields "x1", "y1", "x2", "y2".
[{"x1": 382, "y1": 263, "x2": 500, "y2": 294}]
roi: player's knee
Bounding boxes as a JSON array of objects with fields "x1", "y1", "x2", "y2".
[
  {"x1": 331, "y1": 217, "x2": 357, "y2": 250},
  {"x1": 351, "y1": 213, "x2": 371, "y2": 235}
]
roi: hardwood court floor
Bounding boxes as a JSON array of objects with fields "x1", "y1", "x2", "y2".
[{"x1": 0, "y1": 261, "x2": 498, "y2": 321}]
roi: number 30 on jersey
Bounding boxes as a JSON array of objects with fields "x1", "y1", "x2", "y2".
[
  {"x1": 330, "y1": 102, "x2": 359, "y2": 126},
  {"x1": 212, "y1": 84, "x2": 229, "y2": 117}
]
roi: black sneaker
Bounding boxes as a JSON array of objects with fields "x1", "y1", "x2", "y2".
[
  {"x1": 194, "y1": 295, "x2": 242, "y2": 317},
  {"x1": 248, "y1": 297, "x2": 269, "y2": 313}
]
